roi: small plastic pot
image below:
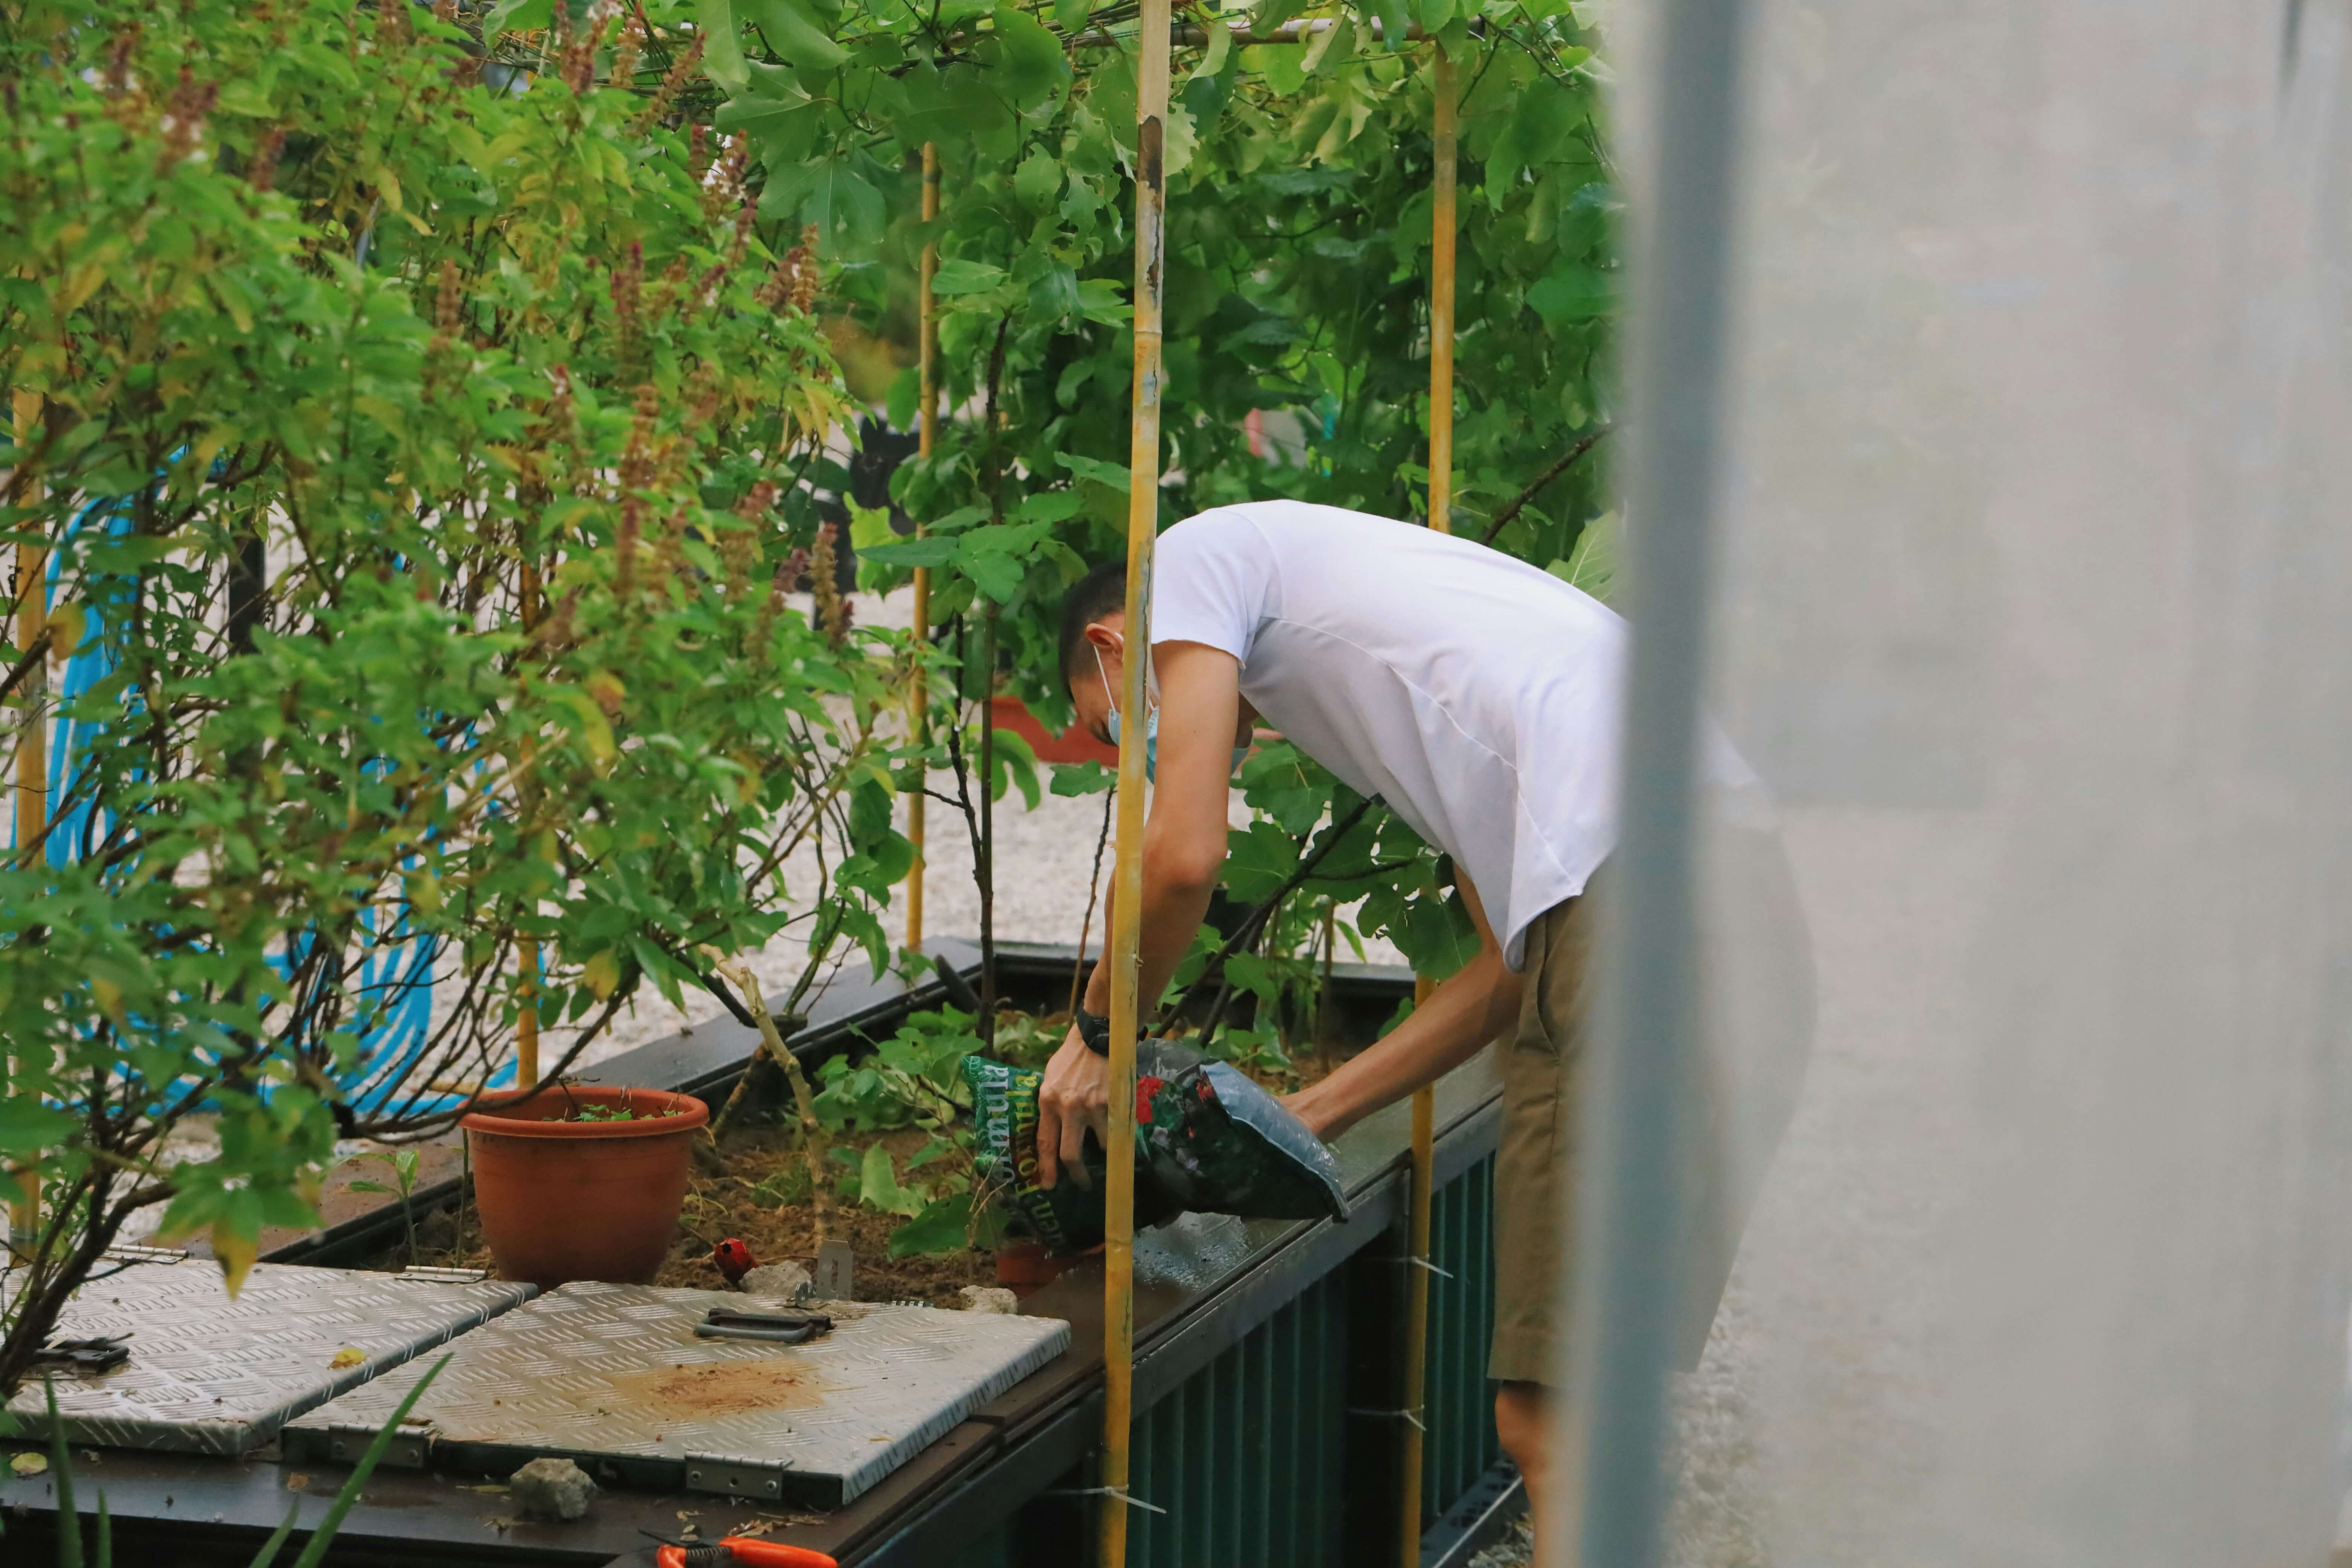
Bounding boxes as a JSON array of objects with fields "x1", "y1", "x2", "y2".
[
  {"x1": 994, "y1": 1239, "x2": 1093, "y2": 1297},
  {"x1": 461, "y1": 1085, "x2": 709, "y2": 1290}
]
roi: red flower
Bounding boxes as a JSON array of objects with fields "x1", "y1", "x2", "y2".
[
  {"x1": 713, "y1": 1237, "x2": 758, "y2": 1285},
  {"x1": 1135, "y1": 1075, "x2": 1166, "y2": 1125}
]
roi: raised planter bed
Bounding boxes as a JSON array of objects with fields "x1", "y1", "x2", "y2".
[{"x1": 0, "y1": 943, "x2": 1516, "y2": 1568}]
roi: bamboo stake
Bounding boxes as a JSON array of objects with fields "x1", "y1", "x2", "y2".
[
  {"x1": 516, "y1": 557, "x2": 543, "y2": 1090},
  {"x1": 907, "y1": 141, "x2": 939, "y2": 956},
  {"x1": 1403, "y1": 48, "x2": 1458, "y2": 1562},
  {"x1": 1101, "y1": 0, "x2": 1171, "y2": 1557},
  {"x1": 10, "y1": 389, "x2": 45, "y2": 1238}
]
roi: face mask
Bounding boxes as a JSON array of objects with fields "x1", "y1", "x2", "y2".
[{"x1": 1095, "y1": 640, "x2": 1249, "y2": 783}]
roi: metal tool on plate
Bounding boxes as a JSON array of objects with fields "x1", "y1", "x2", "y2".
[
  {"x1": 32, "y1": 1335, "x2": 130, "y2": 1375},
  {"x1": 692, "y1": 1308, "x2": 832, "y2": 1346}
]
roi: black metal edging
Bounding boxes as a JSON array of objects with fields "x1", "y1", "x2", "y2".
[
  {"x1": 842, "y1": 1091, "x2": 1506, "y2": 1568},
  {"x1": 1419, "y1": 1458, "x2": 1528, "y2": 1568}
]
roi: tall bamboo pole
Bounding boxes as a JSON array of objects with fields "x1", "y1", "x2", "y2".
[
  {"x1": 1402, "y1": 47, "x2": 1458, "y2": 1562},
  {"x1": 11, "y1": 389, "x2": 47, "y2": 1236},
  {"x1": 516, "y1": 557, "x2": 543, "y2": 1090},
  {"x1": 908, "y1": 141, "x2": 940, "y2": 955},
  {"x1": 1101, "y1": 1, "x2": 1171, "y2": 1559}
]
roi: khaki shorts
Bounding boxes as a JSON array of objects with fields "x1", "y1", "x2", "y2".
[{"x1": 1488, "y1": 833, "x2": 1813, "y2": 1386}]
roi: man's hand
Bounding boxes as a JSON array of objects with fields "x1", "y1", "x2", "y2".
[{"x1": 1035, "y1": 1027, "x2": 1108, "y2": 1190}]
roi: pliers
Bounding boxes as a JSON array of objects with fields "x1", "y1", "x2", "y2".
[{"x1": 642, "y1": 1530, "x2": 837, "y2": 1568}]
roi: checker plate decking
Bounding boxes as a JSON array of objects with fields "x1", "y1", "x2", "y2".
[
  {"x1": 4, "y1": 1255, "x2": 534, "y2": 1456},
  {"x1": 285, "y1": 1279, "x2": 1070, "y2": 1507}
]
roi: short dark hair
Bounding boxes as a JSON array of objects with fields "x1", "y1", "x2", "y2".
[{"x1": 1058, "y1": 559, "x2": 1128, "y2": 697}]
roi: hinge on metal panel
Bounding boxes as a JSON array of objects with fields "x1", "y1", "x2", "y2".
[
  {"x1": 683, "y1": 1450, "x2": 788, "y2": 1500},
  {"x1": 391, "y1": 1265, "x2": 494, "y2": 1285},
  {"x1": 315, "y1": 1420, "x2": 431, "y2": 1469}
]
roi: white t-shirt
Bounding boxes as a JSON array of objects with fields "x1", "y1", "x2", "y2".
[{"x1": 1150, "y1": 501, "x2": 1634, "y2": 971}]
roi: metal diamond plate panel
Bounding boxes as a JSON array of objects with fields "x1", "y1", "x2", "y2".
[
  {"x1": 286, "y1": 1280, "x2": 1071, "y2": 1507},
  {"x1": 3, "y1": 1254, "x2": 534, "y2": 1457}
]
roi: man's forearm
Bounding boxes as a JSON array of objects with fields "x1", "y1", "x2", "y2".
[
  {"x1": 1286, "y1": 953, "x2": 1518, "y2": 1141},
  {"x1": 1081, "y1": 860, "x2": 1217, "y2": 1026}
]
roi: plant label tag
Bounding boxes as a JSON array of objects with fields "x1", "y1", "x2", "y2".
[{"x1": 814, "y1": 1240, "x2": 854, "y2": 1301}]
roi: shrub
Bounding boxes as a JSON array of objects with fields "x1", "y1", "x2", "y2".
[{"x1": 0, "y1": 0, "x2": 912, "y2": 1395}]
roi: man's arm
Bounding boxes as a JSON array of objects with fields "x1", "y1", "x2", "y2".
[
  {"x1": 1035, "y1": 641, "x2": 1240, "y2": 1190},
  {"x1": 1283, "y1": 870, "x2": 1521, "y2": 1142}
]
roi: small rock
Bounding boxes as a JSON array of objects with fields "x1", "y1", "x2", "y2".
[
  {"x1": 508, "y1": 1457, "x2": 596, "y2": 1522},
  {"x1": 959, "y1": 1286, "x2": 1018, "y2": 1315},
  {"x1": 739, "y1": 1262, "x2": 811, "y2": 1299}
]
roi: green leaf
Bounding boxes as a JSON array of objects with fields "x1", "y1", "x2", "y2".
[
  {"x1": 888, "y1": 1190, "x2": 972, "y2": 1257},
  {"x1": 1056, "y1": 453, "x2": 1131, "y2": 492},
  {"x1": 886, "y1": 366, "x2": 919, "y2": 432},
  {"x1": 1400, "y1": 890, "x2": 1479, "y2": 980},
  {"x1": 243, "y1": 1500, "x2": 302, "y2": 1568},
  {"x1": 1527, "y1": 264, "x2": 1617, "y2": 326},
  {"x1": 1223, "y1": 950, "x2": 1279, "y2": 1002},
  {"x1": 697, "y1": 0, "x2": 750, "y2": 87},
  {"x1": 857, "y1": 537, "x2": 957, "y2": 568},
  {"x1": 955, "y1": 534, "x2": 1029, "y2": 602},
  {"x1": 859, "y1": 1142, "x2": 923, "y2": 1217},
  {"x1": 1051, "y1": 760, "x2": 1116, "y2": 796},
  {"x1": 1299, "y1": 15, "x2": 1354, "y2": 75},
  {"x1": 715, "y1": 84, "x2": 821, "y2": 168},
  {"x1": 1370, "y1": 0, "x2": 1412, "y2": 49},
  {"x1": 46, "y1": 1375, "x2": 80, "y2": 1568},
  {"x1": 287, "y1": 1356, "x2": 452, "y2": 1568},
  {"x1": 759, "y1": 157, "x2": 884, "y2": 244},
  {"x1": 0, "y1": 1098, "x2": 75, "y2": 1156},
  {"x1": 1017, "y1": 489, "x2": 1087, "y2": 524},
  {"x1": 485, "y1": 0, "x2": 554, "y2": 40},
  {"x1": 739, "y1": 0, "x2": 848, "y2": 71},
  {"x1": 931, "y1": 257, "x2": 1009, "y2": 296},
  {"x1": 848, "y1": 503, "x2": 897, "y2": 553},
  {"x1": 1189, "y1": 18, "x2": 1235, "y2": 81},
  {"x1": 216, "y1": 81, "x2": 276, "y2": 118},
  {"x1": 1259, "y1": 40, "x2": 1308, "y2": 98},
  {"x1": 1548, "y1": 508, "x2": 1619, "y2": 601},
  {"x1": 1014, "y1": 149, "x2": 1063, "y2": 209},
  {"x1": 989, "y1": 6, "x2": 1069, "y2": 109},
  {"x1": 1222, "y1": 820, "x2": 1300, "y2": 903},
  {"x1": 1494, "y1": 80, "x2": 1586, "y2": 177}
]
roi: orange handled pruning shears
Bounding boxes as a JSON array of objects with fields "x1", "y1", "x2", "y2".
[{"x1": 647, "y1": 1535, "x2": 838, "y2": 1568}]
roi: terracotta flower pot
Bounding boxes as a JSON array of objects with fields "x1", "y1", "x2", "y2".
[
  {"x1": 461, "y1": 1085, "x2": 708, "y2": 1290},
  {"x1": 994, "y1": 1239, "x2": 1095, "y2": 1297}
]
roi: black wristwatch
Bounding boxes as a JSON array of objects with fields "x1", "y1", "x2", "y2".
[{"x1": 1075, "y1": 1007, "x2": 1114, "y2": 1057}]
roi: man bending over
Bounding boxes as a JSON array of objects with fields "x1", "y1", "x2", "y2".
[{"x1": 1032, "y1": 499, "x2": 1811, "y2": 1558}]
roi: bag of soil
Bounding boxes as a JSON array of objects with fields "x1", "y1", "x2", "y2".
[{"x1": 964, "y1": 1041, "x2": 1349, "y2": 1255}]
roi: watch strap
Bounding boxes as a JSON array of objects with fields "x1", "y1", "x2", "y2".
[{"x1": 1075, "y1": 1008, "x2": 1113, "y2": 1057}]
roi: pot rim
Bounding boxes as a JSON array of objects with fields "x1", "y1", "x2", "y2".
[{"x1": 459, "y1": 1084, "x2": 709, "y2": 1140}]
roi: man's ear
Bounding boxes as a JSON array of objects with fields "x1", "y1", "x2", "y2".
[{"x1": 1082, "y1": 621, "x2": 1123, "y2": 656}]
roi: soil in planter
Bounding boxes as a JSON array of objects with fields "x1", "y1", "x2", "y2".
[
  {"x1": 361, "y1": 1121, "x2": 999, "y2": 1305},
  {"x1": 362, "y1": 1011, "x2": 1348, "y2": 1299}
]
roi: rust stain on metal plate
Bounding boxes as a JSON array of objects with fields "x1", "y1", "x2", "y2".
[{"x1": 613, "y1": 1359, "x2": 825, "y2": 1418}]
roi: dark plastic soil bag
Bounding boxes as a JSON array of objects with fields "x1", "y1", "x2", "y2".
[{"x1": 965, "y1": 1041, "x2": 1349, "y2": 1255}]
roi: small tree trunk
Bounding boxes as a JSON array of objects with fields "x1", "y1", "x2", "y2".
[{"x1": 709, "y1": 957, "x2": 830, "y2": 1242}]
